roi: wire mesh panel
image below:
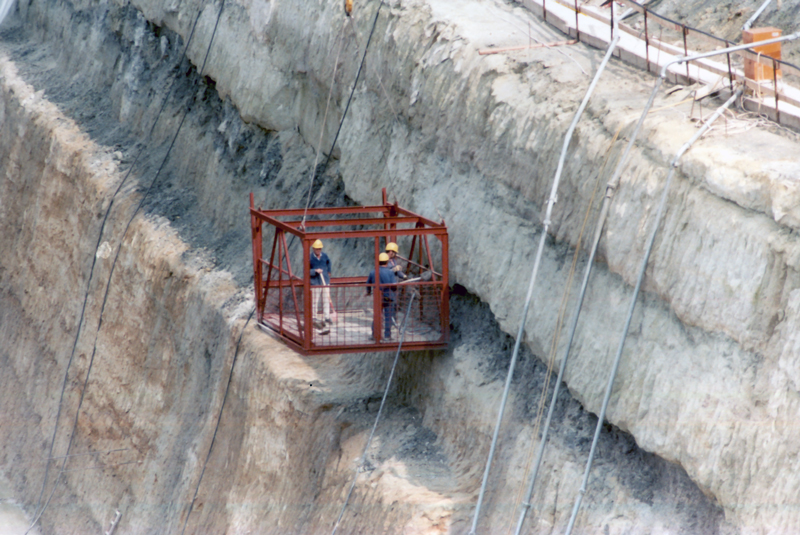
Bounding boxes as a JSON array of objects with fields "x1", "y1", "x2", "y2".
[
  {"x1": 261, "y1": 280, "x2": 446, "y2": 351},
  {"x1": 261, "y1": 278, "x2": 306, "y2": 345}
]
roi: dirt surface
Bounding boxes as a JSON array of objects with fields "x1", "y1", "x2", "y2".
[
  {"x1": 4, "y1": 0, "x2": 800, "y2": 533},
  {"x1": 0, "y1": 473, "x2": 37, "y2": 535}
]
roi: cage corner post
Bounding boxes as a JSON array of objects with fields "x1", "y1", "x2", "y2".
[
  {"x1": 250, "y1": 193, "x2": 264, "y2": 322},
  {"x1": 303, "y1": 237, "x2": 313, "y2": 352},
  {"x1": 440, "y1": 230, "x2": 450, "y2": 343}
]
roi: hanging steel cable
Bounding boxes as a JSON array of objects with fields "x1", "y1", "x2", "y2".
[
  {"x1": 330, "y1": 292, "x2": 417, "y2": 535},
  {"x1": 562, "y1": 34, "x2": 799, "y2": 533},
  {"x1": 23, "y1": 2, "x2": 233, "y2": 532},
  {"x1": 319, "y1": 0, "x2": 385, "y2": 177},
  {"x1": 503, "y1": 120, "x2": 620, "y2": 535},
  {"x1": 468, "y1": 9, "x2": 629, "y2": 534},
  {"x1": 300, "y1": 17, "x2": 348, "y2": 229},
  {"x1": 23, "y1": 10, "x2": 206, "y2": 535},
  {"x1": 179, "y1": 309, "x2": 254, "y2": 535},
  {"x1": 302, "y1": 0, "x2": 402, "y2": 232},
  {"x1": 565, "y1": 87, "x2": 742, "y2": 535},
  {"x1": 510, "y1": 123, "x2": 625, "y2": 535}
]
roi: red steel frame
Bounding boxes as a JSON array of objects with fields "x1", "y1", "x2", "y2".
[{"x1": 249, "y1": 190, "x2": 450, "y2": 355}]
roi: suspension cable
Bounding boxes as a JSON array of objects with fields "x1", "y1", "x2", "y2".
[
  {"x1": 503, "y1": 120, "x2": 623, "y2": 535},
  {"x1": 513, "y1": 35, "x2": 799, "y2": 535},
  {"x1": 509, "y1": 100, "x2": 702, "y2": 535},
  {"x1": 303, "y1": 0, "x2": 401, "y2": 231},
  {"x1": 564, "y1": 87, "x2": 742, "y2": 535},
  {"x1": 179, "y1": 308, "x2": 255, "y2": 535},
  {"x1": 330, "y1": 292, "x2": 416, "y2": 535},
  {"x1": 24, "y1": 2, "x2": 228, "y2": 532},
  {"x1": 467, "y1": 11, "x2": 628, "y2": 533},
  {"x1": 24, "y1": 10, "x2": 204, "y2": 534},
  {"x1": 345, "y1": 14, "x2": 398, "y2": 121},
  {"x1": 510, "y1": 35, "x2": 800, "y2": 534},
  {"x1": 343, "y1": 4, "x2": 404, "y2": 201},
  {"x1": 320, "y1": 0, "x2": 384, "y2": 177},
  {"x1": 505, "y1": 16, "x2": 629, "y2": 533},
  {"x1": 300, "y1": 18, "x2": 348, "y2": 229}
]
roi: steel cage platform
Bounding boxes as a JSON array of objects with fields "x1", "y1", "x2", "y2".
[{"x1": 249, "y1": 190, "x2": 449, "y2": 354}]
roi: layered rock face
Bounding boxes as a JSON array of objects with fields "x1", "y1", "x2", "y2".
[{"x1": 1, "y1": 0, "x2": 799, "y2": 533}]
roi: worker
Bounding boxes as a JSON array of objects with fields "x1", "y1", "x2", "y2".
[
  {"x1": 310, "y1": 239, "x2": 332, "y2": 326},
  {"x1": 366, "y1": 252, "x2": 396, "y2": 340},
  {"x1": 385, "y1": 242, "x2": 407, "y2": 282},
  {"x1": 345, "y1": 0, "x2": 352, "y2": 16}
]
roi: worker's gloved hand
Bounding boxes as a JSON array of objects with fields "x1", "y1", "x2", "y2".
[{"x1": 392, "y1": 266, "x2": 400, "y2": 272}]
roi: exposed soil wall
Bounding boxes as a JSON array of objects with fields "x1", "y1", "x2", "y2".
[{"x1": 2, "y1": 0, "x2": 800, "y2": 533}]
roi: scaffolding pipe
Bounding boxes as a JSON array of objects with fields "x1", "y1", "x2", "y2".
[
  {"x1": 742, "y1": 0, "x2": 774, "y2": 32},
  {"x1": 561, "y1": 36, "x2": 798, "y2": 535},
  {"x1": 468, "y1": 9, "x2": 629, "y2": 535},
  {"x1": 511, "y1": 12, "x2": 629, "y2": 535}
]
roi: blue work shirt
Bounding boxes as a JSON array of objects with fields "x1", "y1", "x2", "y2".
[
  {"x1": 309, "y1": 252, "x2": 331, "y2": 286},
  {"x1": 367, "y1": 266, "x2": 396, "y2": 301}
]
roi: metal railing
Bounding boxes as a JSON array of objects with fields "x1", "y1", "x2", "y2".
[
  {"x1": 517, "y1": 0, "x2": 800, "y2": 127},
  {"x1": 259, "y1": 273, "x2": 447, "y2": 352}
]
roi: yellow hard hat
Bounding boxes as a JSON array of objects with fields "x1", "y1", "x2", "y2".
[
  {"x1": 312, "y1": 239, "x2": 323, "y2": 249},
  {"x1": 345, "y1": 0, "x2": 353, "y2": 15},
  {"x1": 378, "y1": 252, "x2": 389, "y2": 262},
  {"x1": 385, "y1": 242, "x2": 399, "y2": 253}
]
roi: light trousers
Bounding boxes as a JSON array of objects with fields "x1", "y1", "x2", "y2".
[{"x1": 312, "y1": 286, "x2": 330, "y2": 320}]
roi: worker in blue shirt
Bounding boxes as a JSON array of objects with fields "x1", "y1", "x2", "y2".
[
  {"x1": 367, "y1": 252, "x2": 397, "y2": 340},
  {"x1": 310, "y1": 240, "x2": 332, "y2": 325}
]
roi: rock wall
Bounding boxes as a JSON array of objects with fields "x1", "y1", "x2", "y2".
[{"x1": 2, "y1": 0, "x2": 800, "y2": 533}]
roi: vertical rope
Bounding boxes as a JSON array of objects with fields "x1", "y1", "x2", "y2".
[
  {"x1": 320, "y1": 0, "x2": 385, "y2": 176},
  {"x1": 24, "y1": 9, "x2": 204, "y2": 534},
  {"x1": 504, "y1": 122, "x2": 622, "y2": 535},
  {"x1": 24, "y1": 2, "x2": 228, "y2": 532},
  {"x1": 330, "y1": 292, "x2": 416, "y2": 535},
  {"x1": 179, "y1": 309, "x2": 255, "y2": 535},
  {"x1": 301, "y1": 18, "x2": 348, "y2": 229},
  {"x1": 469, "y1": 20, "x2": 624, "y2": 534},
  {"x1": 564, "y1": 88, "x2": 742, "y2": 535}
]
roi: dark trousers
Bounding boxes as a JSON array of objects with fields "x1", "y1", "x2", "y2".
[{"x1": 382, "y1": 298, "x2": 395, "y2": 338}]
